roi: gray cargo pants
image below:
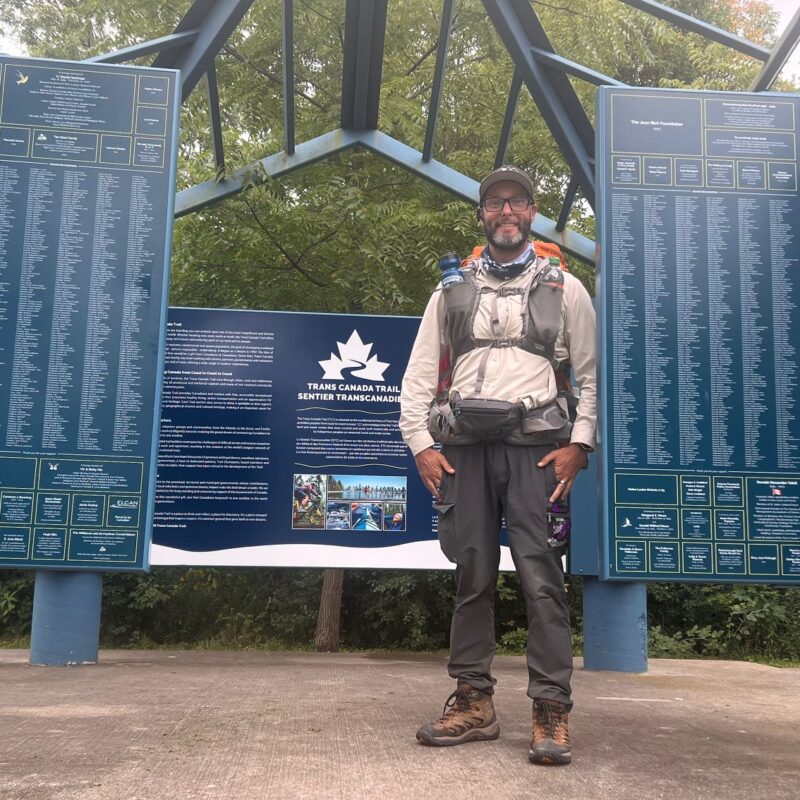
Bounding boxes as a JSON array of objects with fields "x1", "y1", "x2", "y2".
[{"x1": 435, "y1": 441, "x2": 573, "y2": 708}]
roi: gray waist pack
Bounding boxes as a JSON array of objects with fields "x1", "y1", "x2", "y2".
[
  {"x1": 451, "y1": 398, "x2": 524, "y2": 441},
  {"x1": 428, "y1": 395, "x2": 572, "y2": 445}
]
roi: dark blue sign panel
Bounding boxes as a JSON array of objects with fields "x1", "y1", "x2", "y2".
[
  {"x1": 598, "y1": 87, "x2": 800, "y2": 584},
  {"x1": 0, "y1": 57, "x2": 180, "y2": 572},
  {"x1": 150, "y1": 308, "x2": 482, "y2": 570}
]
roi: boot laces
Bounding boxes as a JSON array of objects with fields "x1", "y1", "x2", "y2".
[
  {"x1": 537, "y1": 702, "x2": 566, "y2": 738},
  {"x1": 440, "y1": 688, "x2": 473, "y2": 719}
]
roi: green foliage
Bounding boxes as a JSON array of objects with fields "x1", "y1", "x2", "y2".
[
  {"x1": 4, "y1": 566, "x2": 800, "y2": 663},
  {"x1": 648, "y1": 584, "x2": 800, "y2": 660},
  {"x1": 101, "y1": 568, "x2": 323, "y2": 647},
  {"x1": 341, "y1": 570, "x2": 455, "y2": 650},
  {"x1": 0, "y1": 572, "x2": 34, "y2": 639}
]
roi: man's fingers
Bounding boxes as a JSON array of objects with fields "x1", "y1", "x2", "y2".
[
  {"x1": 549, "y1": 476, "x2": 574, "y2": 503},
  {"x1": 414, "y1": 448, "x2": 454, "y2": 499},
  {"x1": 423, "y1": 470, "x2": 442, "y2": 499},
  {"x1": 537, "y1": 452, "x2": 555, "y2": 468}
]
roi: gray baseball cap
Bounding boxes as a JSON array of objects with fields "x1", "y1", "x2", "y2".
[{"x1": 479, "y1": 165, "x2": 535, "y2": 201}]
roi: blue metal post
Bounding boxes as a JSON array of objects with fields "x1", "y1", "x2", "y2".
[
  {"x1": 582, "y1": 578, "x2": 648, "y2": 672},
  {"x1": 30, "y1": 571, "x2": 103, "y2": 666}
]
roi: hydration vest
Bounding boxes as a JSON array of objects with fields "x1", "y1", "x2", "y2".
[{"x1": 436, "y1": 252, "x2": 565, "y2": 400}]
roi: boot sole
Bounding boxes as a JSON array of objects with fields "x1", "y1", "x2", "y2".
[
  {"x1": 528, "y1": 748, "x2": 571, "y2": 766},
  {"x1": 416, "y1": 721, "x2": 500, "y2": 747}
]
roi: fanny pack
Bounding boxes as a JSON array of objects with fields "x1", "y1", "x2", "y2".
[
  {"x1": 452, "y1": 398, "x2": 524, "y2": 441},
  {"x1": 428, "y1": 395, "x2": 572, "y2": 444}
]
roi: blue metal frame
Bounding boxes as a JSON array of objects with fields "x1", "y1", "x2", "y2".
[
  {"x1": 530, "y1": 47, "x2": 626, "y2": 88},
  {"x1": 152, "y1": 0, "x2": 255, "y2": 102},
  {"x1": 556, "y1": 175, "x2": 579, "y2": 233},
  {"x1": 175, "y1": 129, "x2": 362, "y2": 216},
  {"x1": 341, "y1": 0, "x2": 388, "y2": 131},
  {"x1": 482, "y1": 0, "x2": 597, "y2": 210},
  {"x1": 618, "y1": 0, "x2": 770, "y2": 60},
  {"x1": 422, "y1": 0, "x2": 456, "y2": 163},
  {"x1": 81, "y1": 0, "x2": 800, "y2": 269},
  {"x1": 750, "y1": 8, "x2": 800, "y2": 92},
  {"x1": 206, "y1": 62, "x2": 225, "y2": 176},
  {"x1": 282, "y1": 0, "x2": 295, "y2": 155},
  {"x1": 175, "y1": 127, "x2": 598, "y2": 263},
  {"x1": 494, "y1": 69, "x2": 522, "y2": 168},
  {"x1": 86, "y1": 30, "x2": 200, "y2": 64}
]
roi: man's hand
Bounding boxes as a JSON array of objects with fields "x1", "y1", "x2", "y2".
[
  {"x1": 538, "y1": 444, "x2": 588, "y2": 503},
  {"x1": 415, "y1": 448, "x2": 455, "y2": 499}
]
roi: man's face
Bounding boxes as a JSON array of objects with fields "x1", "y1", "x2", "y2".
[{"x1": 479, "y1": 180, "x2": 536, "y2": 252}]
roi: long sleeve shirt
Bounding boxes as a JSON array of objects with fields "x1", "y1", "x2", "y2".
[{"x1": 400, "y1": 255, "x2": 597, "y2": 456}]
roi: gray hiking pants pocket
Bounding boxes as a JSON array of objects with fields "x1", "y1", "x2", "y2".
[{"x1": 433, "y1": 473, "x2": 458, "y2": 562}]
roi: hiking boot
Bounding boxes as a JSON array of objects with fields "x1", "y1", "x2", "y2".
[
  {"x1": 529, "y1": 699, "x2": 571, "y2": 765},
  {"x1": 416, "y1": 683, "x2": 499, "y2": 746}
]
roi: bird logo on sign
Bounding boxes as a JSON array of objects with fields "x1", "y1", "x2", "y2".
[{"x1": 15, "y1": 71, "x2": 29, "y2": 85}]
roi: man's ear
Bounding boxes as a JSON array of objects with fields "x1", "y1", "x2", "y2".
[{"x1": 476, "y1": 206, "x2": 482, "y2": 223}]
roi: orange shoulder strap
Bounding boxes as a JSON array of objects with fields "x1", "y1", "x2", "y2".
[{"x1": 467, "y1": 241, "x2": 569, "y2": 271}]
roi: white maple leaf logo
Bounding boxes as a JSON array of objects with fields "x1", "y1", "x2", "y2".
[{"x1": 318, "y1": 330, "x2": 389, "y2": 382}]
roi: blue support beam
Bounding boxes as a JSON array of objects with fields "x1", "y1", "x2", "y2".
[
  {"x1": 358, "y1": 130, "x2": 596, "y2": 264},
  {"x1": 282, "y1": 0, "x2": 296, "y2": 155},
  {"x1": 556, "y1": 174, "x2": 579, "y2": 232},
  {"x1": 206, "y1": 62, "x2": 225, "y2": 177},
  {"x1": 152, "y1": 0, "x2": 255, "y2": 102},
  {"x1": 30, "y1": 572, "x2": 104, "y2": 666},
  {"x1": 750, "y1": 8, "x2": 800, "y2": 92},
  {"x1": 341, "y1": 0, "x2": 388, "y2": 130},
  {"x1": 175, "y1": 129, "x2": 363, "y2": 216},
  {"x1": 619, "y1": 0, "x2": 770, "y2": 61},
  {"x1": 583, "y1": 578, "x2": 648, "y2": 672},
  {"x1": 530, "y1": 47, "x2": 626, "y2": 88},
  {"x1": 494, "y1": 69, "x2": 522, "y2": 168},
  {"x1": 174, "y1": 126, "x2": 597, "y2": 264},
  {"x1": 85, "y1": 30, "x2": 200, "y2": 64},
  {"x1": 422, "y1": 0, "x2": 456, "y2": 163},
  {"x1": 482, "y1": 0, "x2": 597, "y2": 210}
]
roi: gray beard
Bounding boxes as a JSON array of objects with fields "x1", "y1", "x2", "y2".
[
  {"x1": 490, "y1": 228, "x2": 525, "y2": 250},
  {"x1": 485, "y1": 219, "x2": 531, "y2": 253}
]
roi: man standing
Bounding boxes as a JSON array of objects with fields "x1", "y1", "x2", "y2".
[{"x1": 400, "y1": 165, "x2": 596, "y2": 765}]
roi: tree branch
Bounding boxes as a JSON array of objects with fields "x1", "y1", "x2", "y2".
[
  {"x1": 405, "y1": 40, "x2": 439, "y2": 76},
  {"x1": 241, "y1": 195, "x2": 330, "y2": 287},
  {"x1": 221, "y1": 43, "x2": 328, "y2": 112},
  {"x1": 532, "y1": 0, "x2": 592, "y2": 17}
]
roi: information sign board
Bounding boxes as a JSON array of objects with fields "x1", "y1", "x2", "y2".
[
  {"x1": 0, "y1": 56, "x2": 180, "y2": 572},
  {"x1": 150, "y1": 307, "x2": 522, "y2": 570},
  {"x1": 597, "y1": 87, "x2": 800, "y2": 583}
]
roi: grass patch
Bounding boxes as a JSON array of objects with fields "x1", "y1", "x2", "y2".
[{"x1": 0, "y1": 637, "x2": 30, "y2": 649}]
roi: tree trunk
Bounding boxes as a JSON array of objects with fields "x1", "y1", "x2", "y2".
[
  {"x1": 312, "y1": 296, "x2": 360, "y2": 652},
  {"x1": 314, "y1": 568, "x2": 344, "y2": 651}
]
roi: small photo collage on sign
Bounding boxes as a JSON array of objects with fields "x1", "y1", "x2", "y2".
[{"x1": 291, "y1": 473, "x2": 407, "y2": 532}]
